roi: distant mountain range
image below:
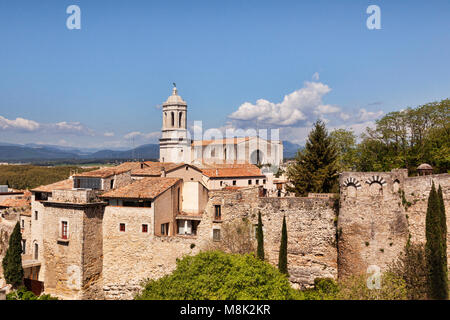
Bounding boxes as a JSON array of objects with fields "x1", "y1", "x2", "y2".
[{"x1": 0, "y1": 141, "x2": 302, "y2": 163}]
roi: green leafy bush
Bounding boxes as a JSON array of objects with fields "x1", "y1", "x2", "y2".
[
  {"x1": 6, "y1": 286, "x2": 58, "y2": 300},
  {"x1": 135, "y1": 251, "x2": 301, "y2": 300}
]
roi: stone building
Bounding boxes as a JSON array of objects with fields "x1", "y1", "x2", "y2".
[
  {"x1": 159, "y1": 85, "x2": 284, "y2": 166},
  {"x1": 1, "y1": 161, "x2": 449, "y2": 299}
]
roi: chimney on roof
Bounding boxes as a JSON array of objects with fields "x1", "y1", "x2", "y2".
[
  {"x1": 161, "y1": 167, "x2": 166, "y2": 177},
  {"x1": 140, "y1": 162, "x2": 144, "y2": 169}
]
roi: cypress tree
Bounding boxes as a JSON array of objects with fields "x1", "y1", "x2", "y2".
[
  {"x1": 2, "y1": 222, "x2": 24, "y2": 288},
  {"x1": 256, "y1": 211, "x2": 264, "y2": 260},
  {"x1": 437, "y1": 185, "x2": 448, "y2": 298},
  {"x1": 425, "y1": 183, "x2": 447, "y2": 299},
  {"x1": 286, "y1": 120, "x2": 338, "y2": 196},
  {"x1": 278, "y1": 215, "x2": 288, "y2": 275}
]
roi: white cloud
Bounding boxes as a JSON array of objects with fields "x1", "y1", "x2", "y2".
[
  {"x1": 229, "y1": 81, "x2": 333, "y2": 126},
  {"x1": 357, "y1": 109, "x2": 384, "y2": 122},
  {"x1": 314, "y1": 104, "x2": 340, "y2": 115},
  {"x1": 0, "y1": 116, "x2": 40, "y2": 131},
  {"x1": 312, "y1": 72, "x2": 320, "y2": 81},
  {"x1": 124, "y1": 131, "x2": 160, "y2": 141},
  {"x1": 104, "y1": 132, "x2": 115, "y2": 137}
]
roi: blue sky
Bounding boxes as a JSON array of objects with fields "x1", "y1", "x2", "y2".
[{"x1": 0, "y1": 0, "x2": 449, "y2": 148}]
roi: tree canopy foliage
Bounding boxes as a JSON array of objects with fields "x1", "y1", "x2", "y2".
[
  {"x1": 329, "y1": 99, "x2": 449, "y2": 174},
  {"x1": 0, "y1": 165, "x2": 96, "y2": 190},
  {"x1": 425, "y1": 183, "x2": 448, "y2": 299},
  {"x1": 2, "y1": 222, "x2": 24, "y2": 288},
  {"x1": 286, "y1": 120, "x2": 338, "y2": 196},
  {"x1": 135, "y1": 251, "x2": 299, "y2": 300}
]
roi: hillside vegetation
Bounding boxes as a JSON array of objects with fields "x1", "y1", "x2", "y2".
[{"x1": 0, "y1": 165, "x2": 97, "y2": 190}]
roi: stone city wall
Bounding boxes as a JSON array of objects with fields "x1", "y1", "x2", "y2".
[{"x1": 338, "y1": 170, "x2": 449, "y2": 278}]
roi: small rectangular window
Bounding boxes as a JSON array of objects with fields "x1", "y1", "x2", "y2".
[
  {"x1": 256, "y1": 180, "x2": 259, "y2": 185},
  {"x1": 61, "y1": 221, "x2": 68, "y2": 239},
  {"x1": 161, "y1": 223, "x2": 169, "y2": 236},
  {"x1": 21, "y1": 219, "x2": 25, "y2": 228},
  {"x1": 214, "y1": 205, "x2": 221, "y2": 220},
  {"x1": 142, "y1": 224, "x2": 148, "y2": 233},
  {"x1": 119, "y1": 223, "x2": 126, "y2": 232},
  {"x1": 248, "y1": 180, "x2": 252, "y2": 185},
  {"x1": 232, "y1": 180, "x2": 236, "y2": 186},
  {"x1": 21, "y1": 240, "x2": 26, "y2": 254},
  {"x1": 263, "y1": 179, "x2": 266, "y2": 184},
  {"x1": 213, "y1": 229, "x2": 221, "y2": 241},
  {"x1": 35, "y1": 211, "x2": 38, "y2": 220},
  {"x1": 110, "y1": 179, "x2": 114, "y2": 189}
]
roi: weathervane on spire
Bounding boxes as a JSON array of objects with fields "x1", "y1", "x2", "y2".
[{"x1": 173, "y1": 82, "x2": 176, "y2": 88}]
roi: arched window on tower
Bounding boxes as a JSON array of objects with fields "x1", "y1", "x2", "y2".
[
  {"x1": 179, "y1": 112, "x2": 182, "y2": 128},
  {"x1": 171, "y1": 112, "x2": 175, "y2": 127}
]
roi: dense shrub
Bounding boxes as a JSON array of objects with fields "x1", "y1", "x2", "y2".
[
  {"x1": 135, "y1": 251, "x2": 300, "y2": 300},
  {"x1": 6, "y1": 286, "x2": 58, "y2": 300},
  {"x1": 303, "y1": 274, "x2": 407, "y2": 300}
]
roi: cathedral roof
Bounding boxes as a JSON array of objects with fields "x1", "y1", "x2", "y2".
[{"x1": 164, "y1": 86, "x2": 187, "y2": 106}]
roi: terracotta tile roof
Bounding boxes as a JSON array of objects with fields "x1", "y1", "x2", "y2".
[
  {"x1": 201, "y1": 163, "x2": 265, "y2": 178},
  {"x1": 191, "y1": 137, "x2": 250, "y2": 147},
  {"x1": 0, "y1": 197, "x2": 30, "y2": 208},
  {"x1": 132, "y1": 162, "x2": 185, "y2": 176},
  {"x1": 31, "y1": 179, "x2": 73, "y2": 193},
  {"x1": 115, "y1": 162, "x2": 147, "y2": 171},
  {"x1": 73, "y1": 166, "x2": 131, "y2": 178},
  {"x1": 100, "y1": 177, "x2": 181, "y2": 200}
]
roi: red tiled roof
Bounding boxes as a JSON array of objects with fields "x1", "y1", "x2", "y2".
[
  {"x1": 100, "y1": 177, "x2": 181, "y2": 200},
  {"x1": 132, "y1": 162, "x2": 185, "y2": 176},
  {"x1": 191, "y1": 137, "x2": 250, "y2": 147},
  {"x1": 201, "y1": 163, "x2": 265, "y2": 178},
  {"x1": 73, "y1": 166, "x2": 131, "y2": 178},
  {"x1": 0, "y1": 197, "x2": 30, "y2": 208},
  {"x1": 31, "y1": 179, "x2": 73, "y2": 193}
]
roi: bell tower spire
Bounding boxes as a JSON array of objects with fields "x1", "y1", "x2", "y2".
[{"x1": 159, "y1": 84, "x2": 190, "y2": 163}]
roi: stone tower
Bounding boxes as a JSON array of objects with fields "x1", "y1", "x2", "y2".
[{"x1": 159, "y1": 85, "x2": 190, "y2": 163}]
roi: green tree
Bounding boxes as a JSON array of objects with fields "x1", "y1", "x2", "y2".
[
  {"x1": 2, "y1": 222, "x2": 24, "y2": 288},
  {"x1": 286, "y1": 120, "x2": 338, "y2": 196},
  {"x1": 330, "y1": 129, "x2": 357, "y2": 172},
  {"x1": 135, "y1": 251, "x2": 300, "y2": 300},
  {"x1": 437, "y1": 185, "x2": 448, "y2": 294},
  {"x1": 278, "y1": 216, "x2": 288, "y2": 276},
  {"x1": 256, "y1": 211, "x2": 264, "y2": 260},
  {"x1": 388, "y1": 243, "x2": 428, "y2": 300},
  {"x1": 355, "y1": 99, "x2": 450, "y2": 173},
  {"x1": 425, "y1": 183, "x2": 448, "y2": 299}
]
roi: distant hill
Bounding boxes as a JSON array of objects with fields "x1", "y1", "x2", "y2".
[
  {"x1": 283, "y1": 141, "x2": 302, "y2": 159},
  {"x1": 89, "y1": 144, "x2": 159, "y2": 160},
  {"x1": 0, "y1": 143, "x2": 159, "y2": 162},
  {"x1": 0, "y1": 141, "x2": 299, "y2": 162},
  {"x1": 0, "y1": 145, "x2": 81, "y2": 161}
]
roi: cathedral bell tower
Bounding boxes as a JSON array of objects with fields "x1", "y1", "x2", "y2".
[{"x1": 159, "y1": 84, "x2": 190, "y2": 163}]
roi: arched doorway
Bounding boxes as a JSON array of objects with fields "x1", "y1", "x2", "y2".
[{"x1": 250, "y1": 149, "x2": 265, "y2": 165}]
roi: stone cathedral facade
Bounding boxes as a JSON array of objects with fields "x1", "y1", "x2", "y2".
[{"x1": 159, "y1": 86, "x2": 284, "y2": 166}]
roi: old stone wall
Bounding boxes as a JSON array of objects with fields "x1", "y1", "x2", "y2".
[
  {"x1": 102, "y1": 203, "x2": 197, "y2": 299},
  {"x1": 41, "y1": 202, "x2": 106, "y2": 300},
  {"x1": 201, "y1": 187, "x2": 338, "y2": 289},
  {"x1": 338, "y1": 171, "x2": 449, "y2": 278}
]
